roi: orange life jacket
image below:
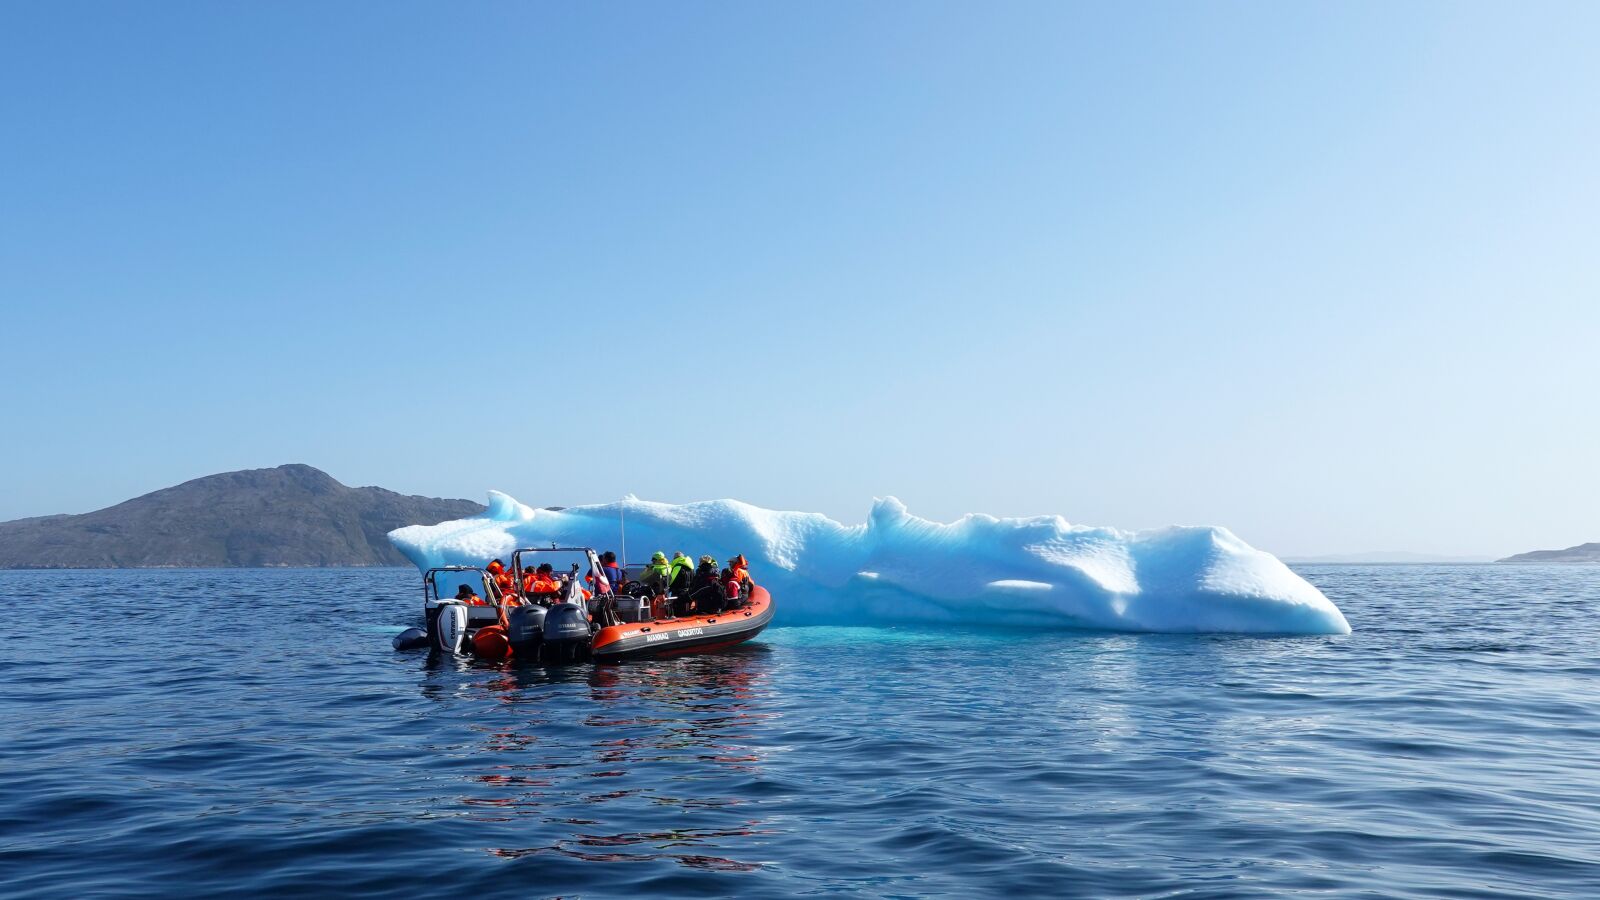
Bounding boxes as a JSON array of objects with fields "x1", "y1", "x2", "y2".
[
  {"x1": 529, "y1": 573, "x2": 561, "y2": 594},
  {"x1": 728, "y1": 557, "x2": 752, "y2": 599}
]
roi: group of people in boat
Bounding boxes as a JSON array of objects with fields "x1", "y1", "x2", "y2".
[
  {"x1": 639, "y1": 551, "x2": 755, "y2": 617},
  {"x1": 452, "y1": 551, "x2": 755, "y2": 618}
]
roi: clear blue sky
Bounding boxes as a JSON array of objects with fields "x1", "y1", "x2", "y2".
[{"x1": 3, "y1": 2, "x2": 1596, "y2": 558}]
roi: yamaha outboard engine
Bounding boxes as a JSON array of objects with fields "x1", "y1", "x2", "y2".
[
  {"x1": 506, "y1": 603, "x2": 547, "y2": 649},
  {"x1": 432, "y1": 600, "x2": 468, "y2": 655},
  {"x1": 542, "y1": 571, "x2": 592, "y2": 662},
  {"x1": 543, "y1": 603, "x2": 589, "y2": 643}
]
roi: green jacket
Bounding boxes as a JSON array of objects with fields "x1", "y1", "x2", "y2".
[
  {"x1": 643, "y1": 562, "x2": 672, "y2": 589},
  {"x1": 668, "y1": 555, "x2": 693, "y2": 584}
]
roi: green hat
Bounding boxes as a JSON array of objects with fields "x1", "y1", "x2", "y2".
[{"x1": 651, "y1": 551, "x2": 667, "y2": 563}]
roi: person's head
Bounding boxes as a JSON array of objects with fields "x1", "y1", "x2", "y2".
[
  {"x1": 488, "y1": 559, "x2": 503, "y2": 570},
  {"x1": 537, "y1": 563, "x2": 553, "y2": 574},
  {"x1": 455, "y1": 584, "x2": 474, "y2": 598},
  {"x1": 673, "y1": 551, "x2": 687, "y2": 560},
  {"x1": 601, "y1": 551, "x2": 616, "y2": 564},
  {"x1": 651, "y1": 551, "x2": 667, "y2": 565},
  {"x1": 731, "y1": 554, "x2": 746, "y2": 567},
  {"x1": 700, "y1": 555, "x2": 717, "y2": 569}
]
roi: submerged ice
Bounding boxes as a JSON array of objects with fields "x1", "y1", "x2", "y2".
[{"x1": 389, "y1": 494, "x2": 1351, "y2": 635}]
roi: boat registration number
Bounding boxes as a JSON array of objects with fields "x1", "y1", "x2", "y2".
[{"x1": 647, "y1": 627, "x2": 704, "y2": 643}]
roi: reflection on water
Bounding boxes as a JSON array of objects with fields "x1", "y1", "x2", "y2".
[{"x1": 428, "y1": 648, "x2": 779, "y2": 871}]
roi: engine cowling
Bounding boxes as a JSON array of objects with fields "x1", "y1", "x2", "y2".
[
  {"x1": 392, "y1": 627, "x2": 429, "y2": 651},
  {"x1": 506, "y1": 604, "x2": 547, "y2": 646},
  {"x1": 543, "y1": 602, "x2": 591, "y2": 645},
  {"x1": 432, "y1": 601, "x2": 468, "y2": 655}
]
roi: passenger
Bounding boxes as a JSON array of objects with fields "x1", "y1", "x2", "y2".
[
  {"x1": 602, "y1": 551, "x2": 626, "y2": 589},
  {"x1": 486, "y1": 559, "x2": 514, "y2": 601},
  {"x1": 454, "y1": 584, "x2": 484, "y2": 606},
  {"x1": 525, "y1": 563, "x2": 563, "y2": 602},
  {"x1": 668, "y1": 551, "x2": 694, "y2": 597},
  {"x1": 687, "y1": 555, "x2": 725, "y2": 616},
  {"x1": 640, "y1": 551, "x2": 673, "y2": 595},
  {"x1": 723, "y1": 554, "x2": 754, "y2": 604}
]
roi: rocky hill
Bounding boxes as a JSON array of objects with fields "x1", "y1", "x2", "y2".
[
  {"x1": 1497, "y1": 543, "x2": 1600, "y2": 564},
  {"x1": 0, "y1": 465, "x2": 484, "y2": 568}
]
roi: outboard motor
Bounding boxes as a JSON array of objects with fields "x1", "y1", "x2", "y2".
[
  {"x1": 505, "y1": 603, "x2": 547, "y2": 649},
  {"x1": 393, "y1": 627, "x2": 430, "y2": 651},
  {"x1": 541, "y1": 573, "x2": 591, "y2": 662},
  {"x1": 432, "y1": 600, "x2": 468, "y2": 655},
  {"x1": 542, "y1": 602, "x2": 590, "y2": 661}
]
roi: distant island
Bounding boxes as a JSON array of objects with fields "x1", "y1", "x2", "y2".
[
  {"x1": 0, "y1": 464, "x2": 484, "y2": 568},
  {"x1": 1497, "y1": 543, "x2": 1600, "y2": 564}
]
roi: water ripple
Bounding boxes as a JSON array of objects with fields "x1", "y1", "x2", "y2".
[{"x1": 1, "y1": 565, "x2": 1599, "y2": 897}]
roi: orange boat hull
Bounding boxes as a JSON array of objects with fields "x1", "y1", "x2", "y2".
[{"x1": 591, "y1": 586, "x2": 774, "y2": 661}]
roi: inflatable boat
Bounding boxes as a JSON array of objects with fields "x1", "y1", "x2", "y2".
[
  {"x1": 592, "y1": 584, "x2": 773, "y2": 661},
  {"x1": 392, "y1": 546, "x2": 773, "y2": 664}
]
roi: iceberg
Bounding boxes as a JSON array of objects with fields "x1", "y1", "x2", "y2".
[{"x1": 388, "y1": 495, "x2": 1351, "y2": 635}]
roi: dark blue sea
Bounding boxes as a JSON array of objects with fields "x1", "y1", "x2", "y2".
[{"x1": 3, "y1": 565, "x2": 1598, "y2": 898}]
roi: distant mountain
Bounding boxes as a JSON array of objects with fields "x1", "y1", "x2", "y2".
[
  {"x1": 1497, "y1": 543, "x2": 1600, "y2": 564},
  {"x1": 0, "y1": 464, "x2": 484, "y2": 568}
]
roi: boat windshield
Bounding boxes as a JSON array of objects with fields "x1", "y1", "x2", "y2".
[
  {"x1": 512, "y1": 549, "x2": 604, "y2": 587},
  {"x1": 428, "y1": 569, "x2": 491, "y2": 604}
]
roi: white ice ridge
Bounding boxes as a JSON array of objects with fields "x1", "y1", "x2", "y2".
[{"x1": 388, "y1": 495, "x2": 1351, "y2": 635}]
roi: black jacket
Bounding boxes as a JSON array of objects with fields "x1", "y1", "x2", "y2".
[{"x1": 689, "y1": 564, "x2": 725, "y2": 613}]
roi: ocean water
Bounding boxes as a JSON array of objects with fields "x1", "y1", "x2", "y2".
[{"x1": 2, "y1": 565, "x2": 1598, "y2": 898}]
